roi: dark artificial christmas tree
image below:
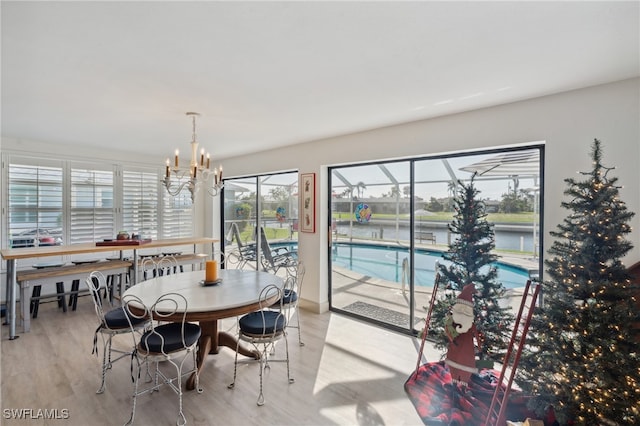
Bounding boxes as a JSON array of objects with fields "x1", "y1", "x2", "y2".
[
  {"x1": 519, "y1": 139, "x2": 640, "y2": 425},
  {"x1": 430, "y1": 175, "x2": 513, "y2": 364}
]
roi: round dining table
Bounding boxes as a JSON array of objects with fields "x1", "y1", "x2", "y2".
[{"x1": 122, "y1": 268, "x2": 284, "y2": 390}]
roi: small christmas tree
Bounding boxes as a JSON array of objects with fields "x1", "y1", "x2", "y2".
[
  {"x1": 519, "y1": 139, "x2": 640, "y2": 424},
  {"x1": 430, "y1": 175, "x2": 513, "y2": 364}
]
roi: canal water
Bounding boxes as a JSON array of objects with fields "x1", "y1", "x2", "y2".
[{"x1": 335, "y1": 221, "x2": 537, "y2": 252}]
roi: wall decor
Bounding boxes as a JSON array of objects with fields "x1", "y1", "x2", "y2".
[{"x1": 300, "y1": 173, "x2": 316, "y2": 233}]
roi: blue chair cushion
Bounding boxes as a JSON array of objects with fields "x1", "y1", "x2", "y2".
[
  {"x1": 140, "y1": 322, "x2": 201, "y2": 353},
  {"x1": 103, "y1": 308, "x2": 147, "y2": 329},
  {"x1": 270, "y1": 290, "x2": 298, "y2": 308},
  {"x1": 239, "y1": 311, "x2": 285, "y2": 335},
  {"x1": 281, "y1": 289, "x2": 298, "y2": 305}
]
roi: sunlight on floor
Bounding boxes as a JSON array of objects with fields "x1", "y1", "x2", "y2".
[{"x1": 312, "y1": 313, "x2": 442, "y2": 425}]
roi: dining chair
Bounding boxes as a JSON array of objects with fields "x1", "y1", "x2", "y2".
[
  {"x1": 140, "y1": 257, "x2": 158, "y2": 281},
  {"x1": 140, "y1": 255, "x2": 179, "y2": 280},
  {"x1": 122, "y1": 292, "x2": 202, "y2": 426},
  {"x1": 271, "y1": 260, "x2": 305, "y2": 346},
  {"x1": 213, "y1": 249, "x2": 247, "y2": 337},
  {"x1": 155, "y1": 255, "x2": 179, "y2": 276},
  {"x1": 84, "y1": 271, "x2": 149, "y2": 394},
  {"x1": 227, "y1": 284, "x2": 294, "y2": 406}
]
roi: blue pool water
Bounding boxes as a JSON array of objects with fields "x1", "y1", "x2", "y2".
[
  {"x1": 269, "y1": 241, "x2": 533, "y2": 288},
  {"x1": 330, "y1": 242, "x2": 532, "y2": 289}
]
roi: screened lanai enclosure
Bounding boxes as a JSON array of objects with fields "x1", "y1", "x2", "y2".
[
  {"x1": 221, "y1": 171, "x2": 299, "y2": 272},
  {"x1": 328, "y1": 145, "x2": 543, "y2": 335},
  {"x1": 219, "y1": 146, "x2": 543, "y2": 336}
]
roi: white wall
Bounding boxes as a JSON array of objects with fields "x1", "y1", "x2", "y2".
[
  {"x1": 2, "y1": 78, "x2": 639, "y2": 312},
  {"x1": 217, "y1": 78, "x2": 640, "y2": 313}
]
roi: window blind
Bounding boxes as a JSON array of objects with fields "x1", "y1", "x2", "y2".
[
  {"x1": 70, "y1": 167, "x2": 114, "y2": 244},
  {"x1": 4, "y1": 157, "x2": 194, "y2": 249},
  {"x1": 122, "y1": 169, "x2": 159, "y2": 239},
  {"x1": 162, "y1": 191, "x2": 193, "y2": 238},
  {"x1": 8, "y1": 162, "x2": 63, "y2": 247}
]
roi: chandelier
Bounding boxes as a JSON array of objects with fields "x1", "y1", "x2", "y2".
[{"x1": 162, "y1": 112, "x2": 223, "y2": 202}]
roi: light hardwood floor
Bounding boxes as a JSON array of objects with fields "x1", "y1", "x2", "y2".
[{"x1": 1, "y1": 296, "x2": 441, "y2": 426}]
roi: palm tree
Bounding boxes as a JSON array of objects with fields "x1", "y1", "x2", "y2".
[
  {"x1": 446, "y1": 180, "x2": 457, "y2": 211},
  {"x1": 356, "y1": 181, "x2": 367, "y2": 199}
]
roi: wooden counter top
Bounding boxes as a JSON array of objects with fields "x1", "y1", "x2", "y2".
[{"x1": 1, "y1": 237, "x2": 218, "y2": 260}]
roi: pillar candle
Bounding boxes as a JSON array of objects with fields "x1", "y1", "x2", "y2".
[{"x1": 205, "y1": 260, "x2": 218, "y2": 282}]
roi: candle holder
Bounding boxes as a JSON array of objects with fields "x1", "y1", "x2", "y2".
[{"x1": 162, "y1": 112, "x2": 223, "y2": 202}]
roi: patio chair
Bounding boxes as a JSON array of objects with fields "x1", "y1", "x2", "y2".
[
  {"x1": 225, "y1": 222, "x2": 258, "y2": 269},
  {"x1": 258, "y1": 227, "x2": 297, "y2": 274}
]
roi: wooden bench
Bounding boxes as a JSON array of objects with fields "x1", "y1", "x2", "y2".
[
  {"x1": 417, "y1": 232, "x2": 436, "y2": 244},
  {"x1": 174, "y1": 253, "x2": 208, "y2": 269},
  {"x1": 16, "y1": 260, "x2": 132, "y2": 332}
]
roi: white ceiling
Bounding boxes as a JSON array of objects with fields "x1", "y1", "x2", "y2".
[{"x1": 2, "y1": 1, "x2": 639, "y2": 160}]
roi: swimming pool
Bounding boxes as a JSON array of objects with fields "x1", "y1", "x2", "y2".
[{"x1": 331, "y1": 242, "x2": 532, "y2": 289}]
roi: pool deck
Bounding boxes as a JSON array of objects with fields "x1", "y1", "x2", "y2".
[
  {"x1": 227, "y1": 237, "x2": 540, "y2": 329},
  {"x1": 329, "y1": 238, "x2": 540, "y2": 329}
]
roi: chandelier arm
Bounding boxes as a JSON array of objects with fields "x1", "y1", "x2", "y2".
[
  {"x1": 163, "y1": 111, "x2": 222, "y2": 201},
  {"x1": 163, "y1": 177, "x2": 192, "y2": 197},
  {"x1": 207, "y1": 182, "x2": 224, "y2": 197}
]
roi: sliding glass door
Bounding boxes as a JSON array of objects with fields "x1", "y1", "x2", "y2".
[
  {"x1": 329, "y1": 146, "x2": 543, "y2": 334},
  {"x1": 222, "y1": 171, "x2": 298, "y2": 272}
]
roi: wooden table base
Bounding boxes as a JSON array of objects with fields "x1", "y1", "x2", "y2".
[{"x1": 186, "y1": 320, "x2": 260, "y2": 390}]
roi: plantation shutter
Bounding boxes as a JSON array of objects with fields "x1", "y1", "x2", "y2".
[
  {"x1": 70, "y1": 166, "x2": 114, "y2": 244},
  {"x1": 122, "y1": 169, "x2": 159, "y2": 239},
  {"x1": 7, "y1": 160, "x2": 64, "y2": 247},
  {"x1": 162, "y1": 191, "x2": 193, "y2": 238}
]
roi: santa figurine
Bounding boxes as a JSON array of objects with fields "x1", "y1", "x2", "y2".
[{"x1": 444, "y1": 283, "x2": 479, "y2": 386}]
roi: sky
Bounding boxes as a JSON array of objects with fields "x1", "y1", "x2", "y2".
[
  {"x1": 224, "y1": 148, "x2": 541, "y2": 202},
  {"x1": 331, "y1": 148, "x2": 540, "y2": 201}
]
